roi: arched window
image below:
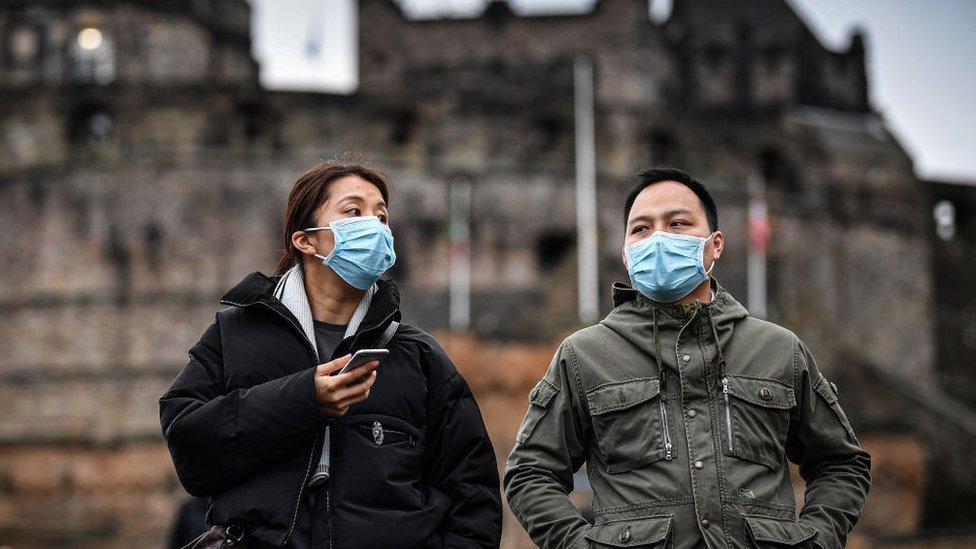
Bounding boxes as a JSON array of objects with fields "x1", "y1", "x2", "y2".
[
  {"x1": 70, "y1": 26, "x2": 115, "y2": 84},
  {"x1": 934, "y1": 200, "x2": 956, "y2": 241},
  {"x1": 4, "y1": 23, "x2": 43, "y2": 68},
  {"x1": 648, "y1": 129, "x2": 677, "y2": 166},
  {"x1": 68, "y1": 102, "x2": 113, "y2": 146}
]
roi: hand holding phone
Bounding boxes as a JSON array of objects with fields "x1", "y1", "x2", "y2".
[
  {"x1": 337, "y1": 349, "x2": 389, "y2": 376},
  {"x1": 314, "y1": 350, "x2": 387, "y2": 418}
]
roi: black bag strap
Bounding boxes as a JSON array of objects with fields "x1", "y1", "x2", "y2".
[{"x1": 375, "y1": 320, "x2": 399, "y2": 348}]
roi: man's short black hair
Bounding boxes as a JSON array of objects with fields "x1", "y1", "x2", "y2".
[{"x1": 623, "y1": 167, "x2": 719, "y2": 231}]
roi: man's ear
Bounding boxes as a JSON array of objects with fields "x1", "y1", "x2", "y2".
[
  {"x1": 712, "y1": 231, "x2": 724, "y2": 261},
  {"x1": 621, "y1": 247, "x2": 629, "y2": 269}
]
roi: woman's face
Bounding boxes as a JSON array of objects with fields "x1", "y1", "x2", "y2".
[{"x1": 301, "y1": 175, "x2": 390, "y2": 259}]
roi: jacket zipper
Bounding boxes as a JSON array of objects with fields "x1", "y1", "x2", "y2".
[
  {"x1": 722, "y1": 377, "x2": 734, "y2": 453},
  {"x1": 659, "y1": 397, "x2": 673, "y2": 460},
  {"x1": 219, "y1": 299, "x2": 399, "y2": 546},
  {"x1": 219, "y1": 298, "x2": 320, "y2": 544}
]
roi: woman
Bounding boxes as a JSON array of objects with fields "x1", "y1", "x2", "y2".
[{"x1": 159, "y1": 161, "x2": 502, "y2": 548}]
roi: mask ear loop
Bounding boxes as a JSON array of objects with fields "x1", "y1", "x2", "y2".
[
  {"x1": 303, "y1": 226, "x2": 336, "y2": 263},
  {"x1": 702, "y1": 232, "x2": 717, "y2": 276}
]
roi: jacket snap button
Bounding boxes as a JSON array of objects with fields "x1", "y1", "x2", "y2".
[
  {"x1": 681, "y1": 354, "x2": 691, "y2": 362},
  {"x1": 618, "y1": 527, "x2": 631, "y2": 543},
  {"x1": 687, "y1": 409, "x2": 697, "y2": 418},
  {"x1": 759, "y1": 387, "x2": 773, "y2": 401},
  {"x1": 530, "y1": 388, "x2": 538, "y2": 400},
  {"x1": 700, "y1": 518, "x2": 710, "y2": 528},
  {"x1": 694, "y1": 460, "x2": 704, "y2": 470},
  {"x1": 618, "y1": 389, "x2": 626, "y2": 402}
]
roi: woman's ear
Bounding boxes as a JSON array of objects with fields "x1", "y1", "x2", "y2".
[{"x1": 291, "y1": 230, "x2": 315, "y2": 256}]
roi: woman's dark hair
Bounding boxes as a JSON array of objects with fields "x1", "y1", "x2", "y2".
[
  {"x1": 623, "y1": 167, "x2": 719, "y2": 231},
  {"x1": 273, "y1": 160, "x2": 392, "y2": 276}
]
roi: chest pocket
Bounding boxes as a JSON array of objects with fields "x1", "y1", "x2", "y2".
[
  {"x1": 720, "y1": 375, "x2": 795, "y2": 470},
  {"x1": 585, "y1": 378, "x2": 670, "y2": 474}
]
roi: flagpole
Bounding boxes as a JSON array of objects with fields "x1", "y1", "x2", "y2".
[
  {"x1": 449, "y1": 175, "x2": 472, "y2": 331},
  {"x1": 747, "y1": 174, "x2": 769, "y2": 318},
  {"x1": 575, "y1": 56, "x2": 599, "y2": 324}
]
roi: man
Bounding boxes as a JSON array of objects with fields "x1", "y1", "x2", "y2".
[{"x1": 505, "y1": 168, "x2": 870, "y2": 548}]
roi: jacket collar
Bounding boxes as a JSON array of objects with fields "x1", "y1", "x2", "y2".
[
  {"x1": 610, "y1": 277, "x2": 735, "y2": 320},
  {"x1": 219, "y1": 265, "x2": 401, "y2": 352},
  {"x1": 601, "y1": 277, "x2": 749, "y2": 369}
]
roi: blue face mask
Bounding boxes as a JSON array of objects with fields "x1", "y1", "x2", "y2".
[
  {"x1": 304, "y1": 216, "x2": 396, "y2": 290},
  {"x1": 624, "y1": 231, "x2": 716, "y2": 303}
]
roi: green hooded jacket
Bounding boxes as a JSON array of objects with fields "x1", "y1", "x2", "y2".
[{"x1": 504, "y1": 280, "x2": 871, "y2": 549}]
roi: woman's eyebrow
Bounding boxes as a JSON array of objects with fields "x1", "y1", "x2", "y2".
[{"x1": 336, "y1": 195, "x2": 387, "y2": 209}]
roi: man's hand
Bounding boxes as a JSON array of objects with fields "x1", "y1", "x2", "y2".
[{"x1": 314, "y1": 354, "x2": 380, "y2": 417}]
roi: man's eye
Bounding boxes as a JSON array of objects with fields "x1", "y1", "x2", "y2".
[{"x1": 632, "y1": 226, "x2": 647, "y2": 234}]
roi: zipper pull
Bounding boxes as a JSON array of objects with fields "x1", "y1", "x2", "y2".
[
  {"x1": 665, "y1": 441, "x2": 673, "y2": 461},
  {"x1": 722, "y1": 377, "x2": 730, "y2": 394}
]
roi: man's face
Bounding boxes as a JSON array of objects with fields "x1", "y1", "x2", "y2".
[{"x1": 622, "y1": 181, "x2": 723, "y2": 269}]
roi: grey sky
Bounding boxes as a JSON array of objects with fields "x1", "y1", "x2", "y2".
[{"x1": 250, "y1": 0, "x2": 976, "y2": 182}]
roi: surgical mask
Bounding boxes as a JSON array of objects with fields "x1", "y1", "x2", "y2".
[
  {"x1": 304, "y1": 216, "x2": 396, "y2": 290},
  {"x1": 624, "y1": 231, "x2": 716, "y2": 303}
]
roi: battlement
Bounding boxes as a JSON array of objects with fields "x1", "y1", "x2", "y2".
[{"x1": 358, "y1": 0, "x2": 869, "y2": 112}]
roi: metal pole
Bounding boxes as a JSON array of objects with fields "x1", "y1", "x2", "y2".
[
  {"x1": 747, "y1": 174, "x2": 769, "y2": 318},
  {"x1": 575, "y1": 56, "x2": 599, "y2": 324},
  {"x1": 449, "y1": 176, "x2": 472, "y2": 331}
]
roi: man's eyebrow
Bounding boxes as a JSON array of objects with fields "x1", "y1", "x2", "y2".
[{"x1": 627, "y1": 209, "x2": 694, "y2": 225}]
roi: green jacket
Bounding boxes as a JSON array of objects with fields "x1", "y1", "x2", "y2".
[{"x1": 504, "y1": 280, "x2": 870, "y2": 549}]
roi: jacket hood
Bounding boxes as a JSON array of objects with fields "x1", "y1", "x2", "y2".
[{"x1": 601, "y1": 277, "x2": 749, "y2": 361}]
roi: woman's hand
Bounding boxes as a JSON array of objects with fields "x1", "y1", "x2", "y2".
[{"x1": 314, "y1": 354, "x2": 380, "y2": 418}]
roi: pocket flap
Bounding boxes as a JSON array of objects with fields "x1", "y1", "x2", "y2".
[
  {"x1": 529, "y1": 378, "x2": 560, "y2": 408},
  {"x1": 586, "y1": 378, "x2": 660, "y2": 416},
  {"x1": 585, "y1": 515, "x2": 672, "y2": 547},
  {"x1": 743, "y1": 515, "x2": 817, "y2": 546},
  {"x1": 813, "y1": 376, "x2": 838, "y2": 404},
  {"x1": 726, "y1": 376, "x2": 795, "y2": 409}
]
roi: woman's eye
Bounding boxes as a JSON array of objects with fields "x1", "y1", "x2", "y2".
[
  {"x1": 346, "y1": 208, "x2": 361, "y2": 216},
  {"x1": 379, "y1": 215, "x2": 388, "y2": 224}
]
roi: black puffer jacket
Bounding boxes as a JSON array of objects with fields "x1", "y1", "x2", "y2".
[{"x1": 159, "y1": 272, "x2": 502, "y2": 548}]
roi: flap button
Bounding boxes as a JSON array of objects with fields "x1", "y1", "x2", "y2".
[
  {"x1": 759, "y1": 387, "x2": 773, "y2": 401},
  {"x1": 618, "y1": 388, "x2": 626, "y2": 402},
  {"x1": 618, "y1": 527, "x2": 631, "y2": 543}
]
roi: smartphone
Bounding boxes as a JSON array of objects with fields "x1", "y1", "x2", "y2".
[{"x1": 336, "y1": 349, "x2": 389, "y2": 376}]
